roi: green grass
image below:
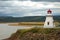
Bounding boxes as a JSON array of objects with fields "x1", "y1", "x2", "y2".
[
  {"x1": 5, "y1": 27, "x2": 60, "y2": 40},
  {"x1": 13, "y1": 27, "x2": 60, "y2": 37}
]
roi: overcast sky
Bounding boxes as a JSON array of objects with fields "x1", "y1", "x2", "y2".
[{"x1": 0, "y1": 0, "x2": 60, "y2": 17}]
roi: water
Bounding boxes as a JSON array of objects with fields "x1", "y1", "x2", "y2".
[{"x1": 0, "y1": 23, "x2": 32, "y2": 40}]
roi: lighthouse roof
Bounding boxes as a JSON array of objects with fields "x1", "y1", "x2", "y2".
[{"x1": 47, "y1": 9, "x2": 52, "y2": 14}]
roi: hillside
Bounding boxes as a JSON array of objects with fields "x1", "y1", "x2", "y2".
[
  {"x1": 0, "y1": 16, "x2": 60, "y2": 22},
  {"x1": 3, "y1": 28, "x2": 60, "y2": 40}
]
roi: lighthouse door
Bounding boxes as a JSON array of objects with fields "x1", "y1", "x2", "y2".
[{"x1": 47, "y1": 22, "x2": 49, "y2": 25}]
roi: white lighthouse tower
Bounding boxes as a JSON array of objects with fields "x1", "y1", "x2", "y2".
[{"x1": 44, "y1": 9, "x2": 55, "y2": 28}]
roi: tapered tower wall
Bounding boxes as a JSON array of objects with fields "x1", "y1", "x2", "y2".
[{"x1": 44, "y1": 9, "x2": 55, "y2": 28}]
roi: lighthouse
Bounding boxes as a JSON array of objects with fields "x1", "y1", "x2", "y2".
[{"x1": 44, "y1": 9, "x2": 55, "y2": 28}]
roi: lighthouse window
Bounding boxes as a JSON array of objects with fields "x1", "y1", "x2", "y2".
[{"x1": 47, "y1": 22, "x2": 49, "y2": 25}]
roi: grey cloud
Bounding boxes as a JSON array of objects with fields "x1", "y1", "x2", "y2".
[
  {"x1": 31, "y1": 0, "x2": 60, "y2": 2},
  {"x1": 0, "y1": 6, "x2": 45, "y2": 17},
  {"x1": 0, "y1": 0, "x2": 60, "y2": 2},
  {"x1": 0, "y1": 0, "x2": 28, "y2": 1},
  {"x1": 0, "y1": 1, "x2": 60, "y2": 17},
  {"x1": 0, "y1": 6, "x2": 60, "y2": 17}
]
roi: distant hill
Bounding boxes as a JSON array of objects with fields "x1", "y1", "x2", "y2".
[{"x1": 0, "y1": 16, "x2": 60, "y2": 22}]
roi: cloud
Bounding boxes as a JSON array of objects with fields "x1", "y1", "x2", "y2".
[
  {"x1": 0, "y1": 0, "x2": 29, "y2": 1},
  {"x1": 0, "y1": 1, "x2": 60, "y2": 17},
  {"x1": 31, "y1": 0, "x2": 60, "y2": 2},
  {"x1": 0, "y1": 0, "x2": 60, "y2": 2}
]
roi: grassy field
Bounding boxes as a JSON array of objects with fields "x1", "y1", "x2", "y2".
[
  {"x1": 8, "y1": 22, "x2": 44, "y2": 26},
  {"x1": 8, "y1": 22, "x2": 60, "y2": 27},
  {"x1": 4, "y1": 27, "x2": 60, "y2": 40}
]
